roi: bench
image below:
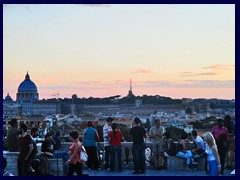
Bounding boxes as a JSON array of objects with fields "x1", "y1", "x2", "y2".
[
  {"x1": 167, "y1": 156, "x2": 205, "y2": 170},
  {"x1": 48, "y1": 158, "x2": 64, "y2": 176},
  {"x1": 3, "y1": 151, "x2": 64, "y2": 176}
]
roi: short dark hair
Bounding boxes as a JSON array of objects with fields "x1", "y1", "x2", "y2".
[
  {"x1": 31, "y1": 127, "x2": 39, "y2": 134},
  {"x1": 45, "y1": 132, "x2": 51, "y2": 139},
  {"x1": 20, "y1": 124, "x2": 27, "y2": 132},
  {"x1": 134, "y1": 117, "x2": 141, "y2": 124},
  {"x1": 107, "y1": 117, "x2": 113, "y2": 123},
  {"x1": 56, "y1": 129, "x2": 61, "y2": 136},
  {"x1": 224, "y1": 115, "x2": 231, "y2": 121},
  {"x1": 70, "y1": 130, "x2": 79, "y2": 139},
  {"x1": 217, "y1": 118, "x2": 224, "y2": 123},
  {"x1": 181, "y1": 131, "x2": 188, "y2": 139},
  {"x1": 155, "y1": 119, "x2": 160, "y2": 124},
  {"x1": 165, "y1": 132, "x2": 172, "y2": 139},
  {"x1": 192, "y1": 130, "x2": 197, "y2": 137},
  {"x1": 10, "y1": 119, "x2": 18, "y2": 126},
  {"x1": 87, "y1": 121, "x2": 93, "y2": 127}
]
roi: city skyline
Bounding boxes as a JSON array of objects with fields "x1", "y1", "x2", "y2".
[{"x1": 3, "y1": 4, "x2": 235, "y2": 100}]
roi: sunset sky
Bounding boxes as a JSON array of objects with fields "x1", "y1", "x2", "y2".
[{"x1": 3, "y1": 4, "x2": 235, "y2": 100}]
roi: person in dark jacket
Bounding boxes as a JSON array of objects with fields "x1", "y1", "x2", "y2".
[{"x1": 130, "y1": 117, "x2": 147, "y2": 174}]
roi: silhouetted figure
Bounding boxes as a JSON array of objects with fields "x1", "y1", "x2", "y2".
[
  {"x1": 211, "y1": 118, "x2": 229, "y2": 175},
  {"x1": 130, "y1": 117, "x2": 147, "y2": 174},
  {"x1": 7, "y1": 119, "x2": 19, "y2": 152}
]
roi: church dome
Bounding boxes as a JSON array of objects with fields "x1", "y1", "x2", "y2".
[
  {"x1": 5, "y1": 93, "x2": 13, "y2": 102},
  {"x1": 18, "y1": 72, "x2": 38, "y2": 93}
]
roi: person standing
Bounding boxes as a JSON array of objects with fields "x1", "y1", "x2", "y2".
[
  {"x1": 223, "y1": 115, "x2": 235, "y2": 169},
  {"x1": 211, "y1": 118, "x2": 229, "y2": 175},
  {"x1": 103, "y1": 117, "x2": 113, "y2": 170},
  {"x1": 82, "y1": 121, "x2": 100, "y2": 170},
  {"x1": 7, "y1": 119, "x2": 19, "y2": 152},
  {"x1": 130, "y1": 117, "x2": 147, "y2": 174},
  {"x1": 108, "y1": 123, "x2": 122, "y2": 172},
  {"x1": 203, "y1": 132, "x2": 221, "y2": 176},
  {"x1": 67, "y1": 130, "x2": 83, "y2": 176},
  {"x1": 149, "y1": 119, "x2": 165, "y2": 170},
  {"x1": 17, "y1": 123, "x2": 34, "y2": 176}
]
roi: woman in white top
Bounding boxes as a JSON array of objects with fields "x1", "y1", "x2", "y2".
[{"x1": 203, "y1": 132, "x2": 221, "y2": 176}]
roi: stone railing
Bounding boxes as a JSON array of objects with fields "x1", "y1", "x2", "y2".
[
  {"x1": 3, "y1": 151, "x2": 64, "y2": 176},
  {"x1": 4, "y1": 141, "x2": 235, "y2": 175}
]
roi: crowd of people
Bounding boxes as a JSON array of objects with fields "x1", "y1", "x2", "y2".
[{"x1": 4, "y1": 115, "x2": 234, "y2": 176}]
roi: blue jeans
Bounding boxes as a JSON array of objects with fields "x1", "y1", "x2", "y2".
[
  {"x1": 176, "y1": 150, "x2": 193, "y2": 165},
  {"x1": 208, "y1": 160, "x2": 219, "y2": 176},
  {"x1": 110, "y1": 146, "x2": 122, "y2": 171},
  {"x1": 132, "y1": 144, "x2": 146, "y2": 172},
  {"x1": 53, "y1": 150, "x2": 69, "y2": 174}
]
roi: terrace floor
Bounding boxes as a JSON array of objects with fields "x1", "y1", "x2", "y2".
[{"x1": 81, "y1": 168, "x2": 234, "y2": 176}]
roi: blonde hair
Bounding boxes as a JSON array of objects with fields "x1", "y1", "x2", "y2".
[{"x1": 203, "y1": 132, "x2": 216, "y2": 148}]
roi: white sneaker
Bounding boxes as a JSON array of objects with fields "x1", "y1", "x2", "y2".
[{"x1": 164, "y1": 152, "x2": 170, "y2": 157}]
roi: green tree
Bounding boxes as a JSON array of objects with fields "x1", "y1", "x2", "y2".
[
  {"x1": 165, "y1": 126, "x2": 184, "y2": 141},
  {"x1": 117, "y1": 124, "x2": 132, "y2": 142},
  {"x1": 144, "y1": 118, "x2": 151, "y2": 131}
]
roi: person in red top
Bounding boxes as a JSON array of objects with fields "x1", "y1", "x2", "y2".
[
  {"x1": 211, "y1": 118, "x2": 229, "y2": 175},
  {"x1": 67, "y1": 130, "x2": 83, "y2": 176},
  {"x1": 108, "y1": 123, "x2": 123, "y2": 172}
]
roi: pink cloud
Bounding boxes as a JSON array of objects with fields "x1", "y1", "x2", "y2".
[
  {"x1": 180, "y1": 72, "x2": 218, "y2": 77},
  {"x1": 131, "y1": 68, "x2": 152, "y2": 74},
  {"x1": 203, "y1": 64, "x2": 235, "y2": 70}
]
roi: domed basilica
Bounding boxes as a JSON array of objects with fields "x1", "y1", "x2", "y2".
[{"x1": 17, "y1": 71, "x2": 39, "y2": 103}]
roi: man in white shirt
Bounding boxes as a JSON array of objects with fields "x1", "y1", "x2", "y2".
[
  {"x1": 191, "y1": 129, "x2": 207, "y2": 171},
  {"x1": 102, "y1": 117, "x2": 113, "y2": 170}
]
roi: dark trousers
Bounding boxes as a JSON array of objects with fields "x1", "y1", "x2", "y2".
[
  {"x1": 132, "y1": 144, "x2": 146, "y2": 172},
  {"x1": 85, "y1": 146, "x2": 99, "y2": 170},
  {"x1": 67, "y1": 162, "x2": 82, "y2": 176},
  {"x1": 18, "y1": 159, "x2": 30, "y2": 176},
  {"x1": 110, "y1": 146, "x2": 122, "y2": 171},
  {"x1": 104, "y1": 146, "x2": 111, "y2": 169},
  {"x1": 217, "y1": 143, "x2": 226, "y2": 173},
  {"x1": 125, "y1": 147, "x2": 130, "y2": 165}
]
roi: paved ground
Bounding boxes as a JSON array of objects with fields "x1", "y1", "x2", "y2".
[{"x1": 83, "y1": 168, "x2": 234, "y2": 176}]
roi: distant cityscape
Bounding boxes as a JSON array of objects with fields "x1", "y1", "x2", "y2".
[{"x1": 3, "y1": 72, "x2": 235, "y2": 139}]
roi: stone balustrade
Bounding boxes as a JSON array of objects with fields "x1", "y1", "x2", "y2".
[{"x1": 4, "y1": 141, "x2": 228, "y2": 175}]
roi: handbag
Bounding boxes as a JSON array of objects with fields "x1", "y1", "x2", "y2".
[{"x1": 80, "y1": 145, "x2": 88, "y2": 162}]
